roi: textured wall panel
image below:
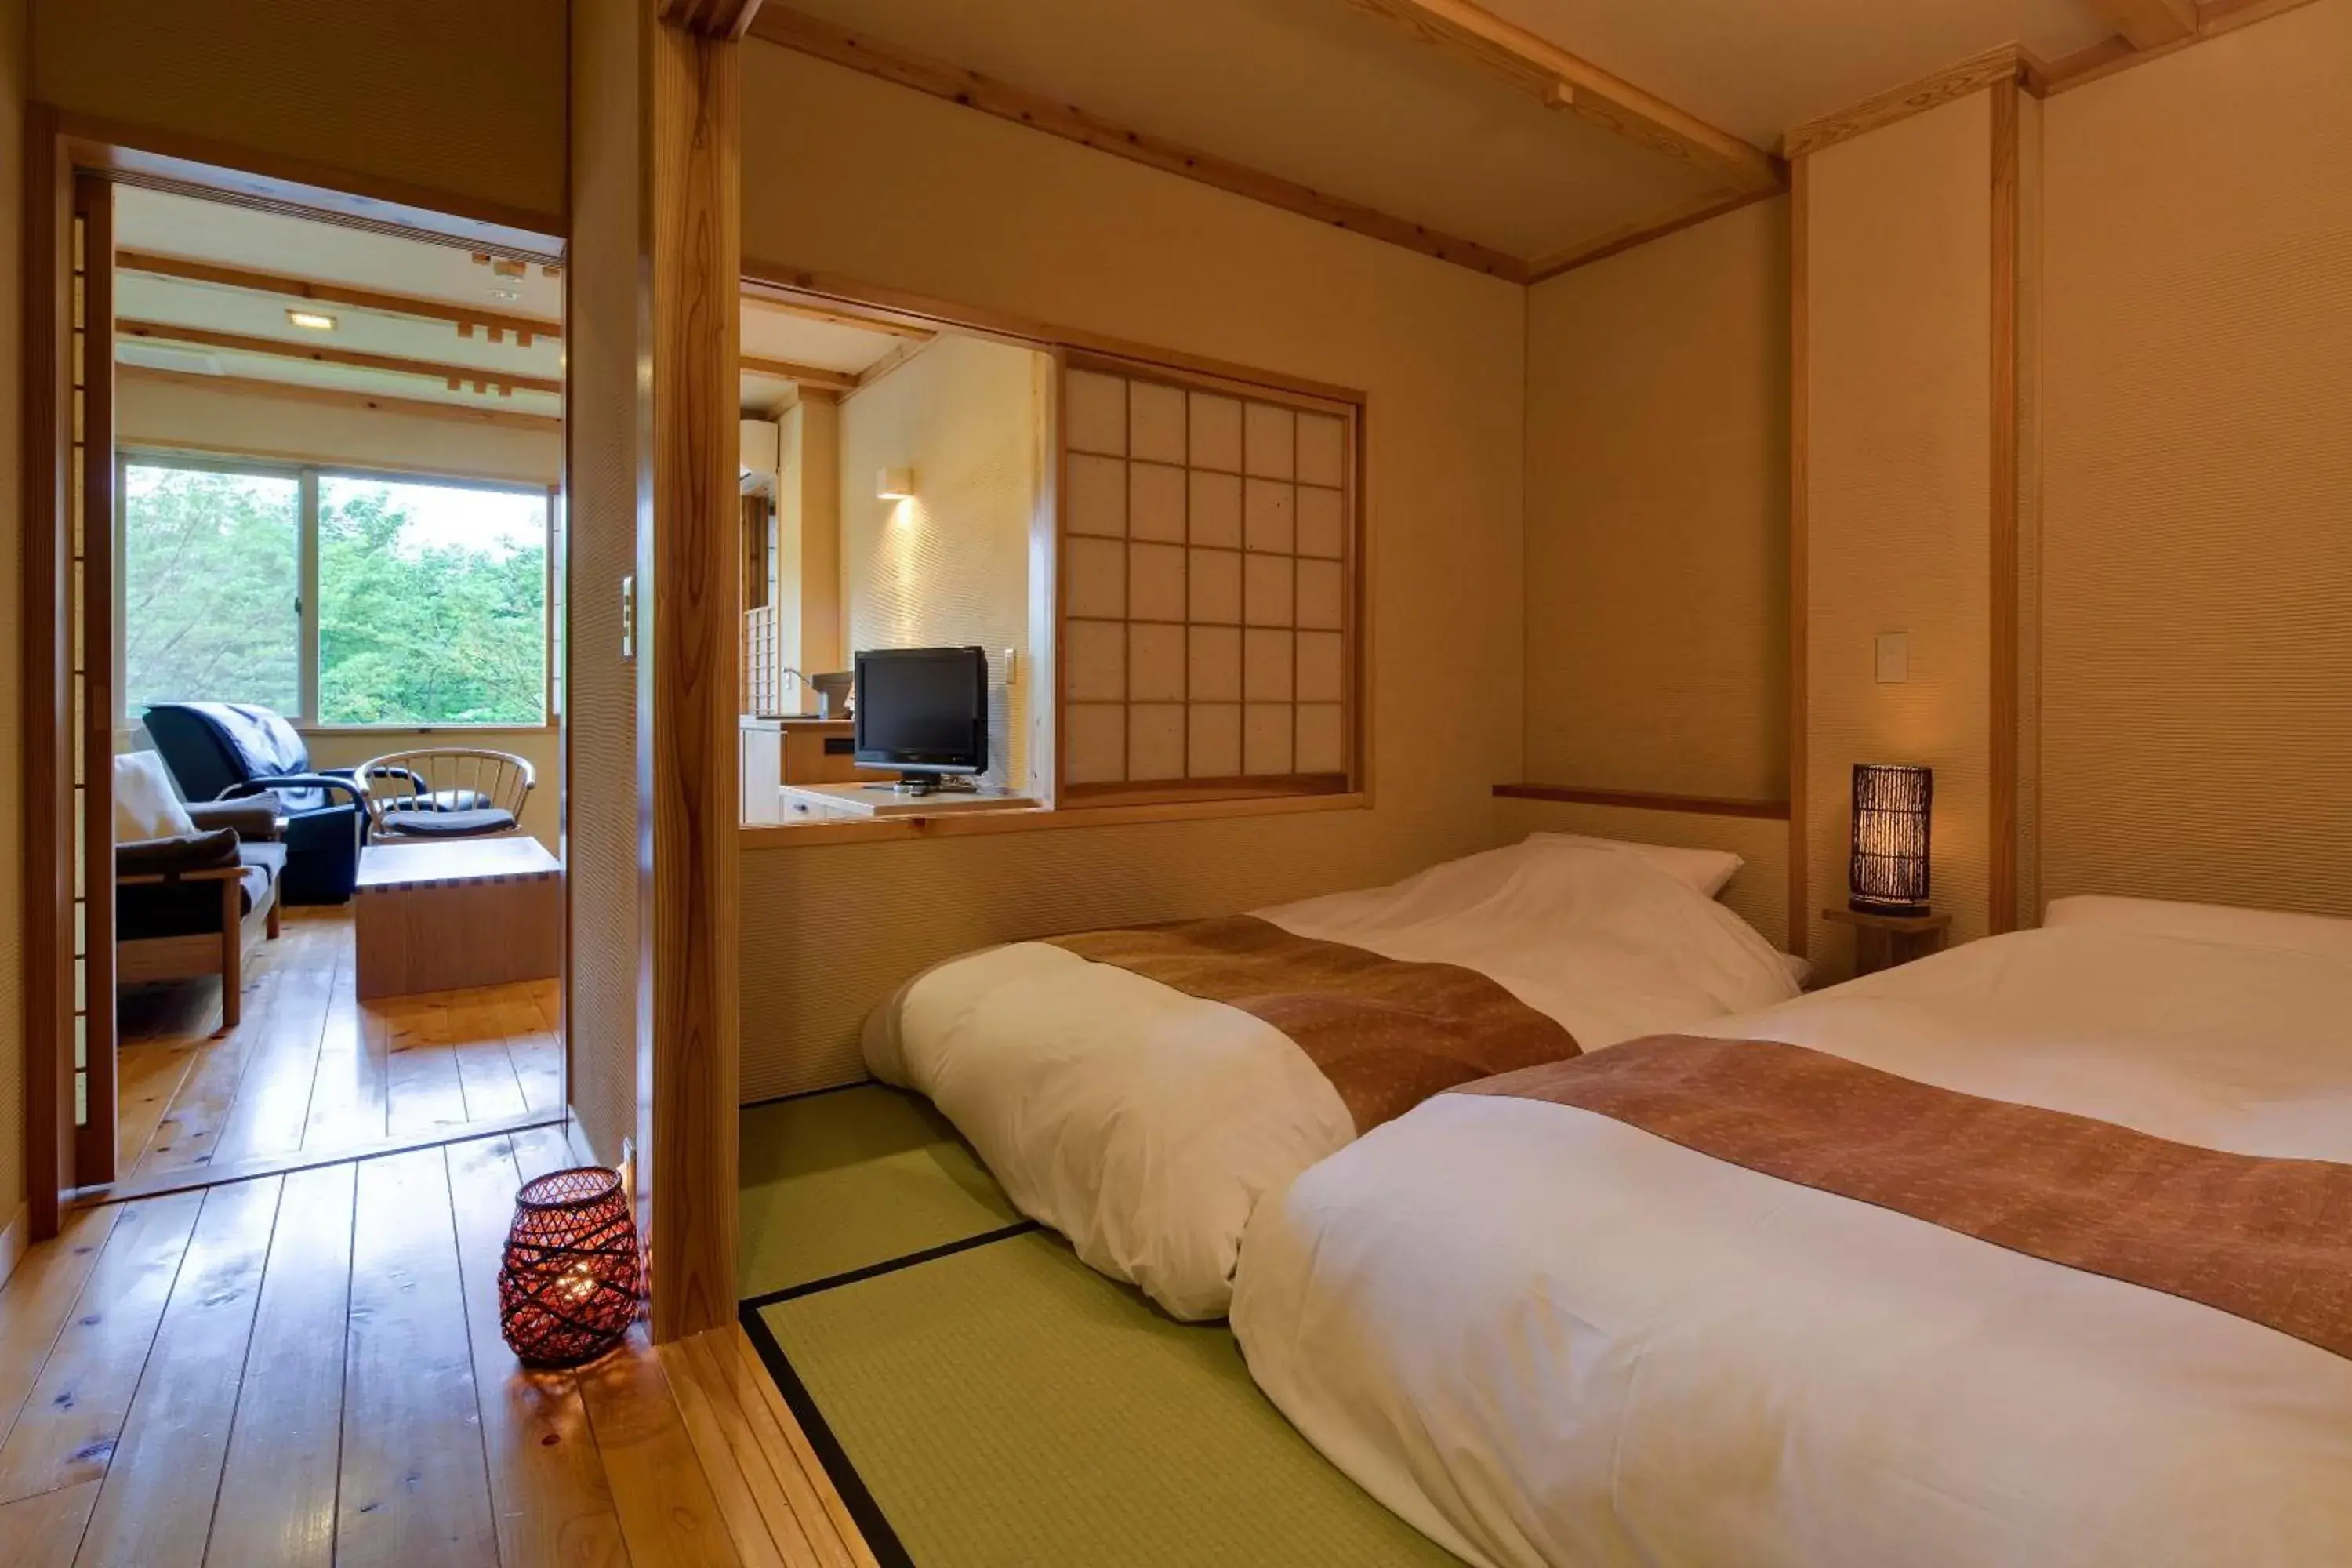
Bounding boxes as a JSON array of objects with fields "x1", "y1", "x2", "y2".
[
  {"x1": 1524, "y1": 198, "x2": 1791, "y2": 802},
  {"x1": 837, "y1": 336, "x2": 1042, "y2": 793},
  {"x1": 561, "y1": 0, "x2": 641, "y2": 1167},
  {"x1": 2041, "y1": 0, "x2": 2352, "y2": 920},
  {"x1": 1806, "y1": 96, "x2": 1992, "y2": 977},
  {"x1": 1492, "y1": 798, "x2": 1789, "y2": 952},
  {"x1": 31, "y1": 0, "x2": 566, "y2": 225},
  {"x1": 738, "y1": 47, "x2": 1526, "y2": 1098},
  {"x1": 0, "y1": 0, "x2": 24, "y2": 1236}
]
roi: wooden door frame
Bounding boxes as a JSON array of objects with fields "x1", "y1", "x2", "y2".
[{"x1": 17, "y1": 112, "x2": 567, "y2": 1240}]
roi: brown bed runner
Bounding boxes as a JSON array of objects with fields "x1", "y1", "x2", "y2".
[
  {"x1": 1047, "y1": 916, "x2": 1579, "y2": 1133},
  {"x1": 1459, "y1": 1036, "x2": 2352, "y2": 1361}
]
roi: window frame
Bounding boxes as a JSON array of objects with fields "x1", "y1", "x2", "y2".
[{"x1": 116, "y1": 448, "x2": 559, "y2": 733}]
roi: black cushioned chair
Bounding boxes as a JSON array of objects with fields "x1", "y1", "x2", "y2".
[{"x1": 143, "y1": 702, "x2": 368, "y2": 905}]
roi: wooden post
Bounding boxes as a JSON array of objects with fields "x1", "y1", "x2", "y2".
[{"x1": 641, "y1": 0, "x2": 754, "y2": 1342}]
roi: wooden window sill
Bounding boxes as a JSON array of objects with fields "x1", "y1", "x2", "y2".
[{"x1": 739, "y1": 789, "x2": 1367, "y2": 848}]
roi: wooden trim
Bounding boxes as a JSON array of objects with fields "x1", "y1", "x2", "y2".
[
  {"x1": 662, "y1": 0, "x2": 767, "y2": 42},
  {"x1": 117, "y1": 319, "x2": 561, "y2": 397},
  {"x1": 76, "y1": 171, "x2": 118, "y2": 1188},
  {"x1": 736, "y1": 353, "x2": 857, "y2": 392},
  {"x1": 24, "y1": 104, "x2": 72, "y2": 1243},
  {"x1": 93, "y1": 1110, "x2": 565, "y2": 1205},
  {"x1": 2089, "y1": 0, "x2": 2199, "y2": 48},
  {"x1": 743, "y1": 6, "x2": 1527, "y2": 281},
  {"x1": 1526, "y1": 186, "x2": 1780, "y2": 284},
  {"x1": 1787, "y1": 154, "x2": 1811, "y2": 960},
  {"x1": 0, "y1": 1203, "x2": 27, "y2": 1291},
  {"x1": 117, "y1": 364, "x2": 562, "y2": 433},
  {"x1": 1989, "y1": 81, "x2": 2020, "y2": 935},
  {"x1": 1062, "y1": 775, "x2": 1353, "y2": 809},
  {"x1": 644, "y1": 20, "x2": 743, "y2": 1343},
  {"x1": 846, "y1": 336, "x2": 929, "y2": 394},
  {"x1": 116, "y1": 249, "x2": 563, "y2": 342},
  {"x1": 1336, "y1": 0, "x2": 1782, "y2": 191},
  {"x1": 121, "y1": 435, "x2": 554, "y2": 488},
  {"x1": 1780, "y1": 45, "x2": 2027, "y2": 159},
  {"x1": 742, "y1": 292, "x2": 931, "y2": 340},
  {"x1": 1492, "y1": 784, "x2": 1791, "y2": 820},
  {"x1": 2041, "y1": 0, "x2": 2325, "y2": 93},
  {"x1": 738, "y1": 788, "x2": 1370, "y2": 848},
  {"x1": 54, "y1": 111, "x2": 561, "y2": 258}
]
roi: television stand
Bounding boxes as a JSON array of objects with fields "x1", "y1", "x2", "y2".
[
  {"x1": 778, "y1": 781, "x2": 1038, "y2": 823},
  {"x1": 869, "y1": 774, "x2": 981, "y2": 797}
]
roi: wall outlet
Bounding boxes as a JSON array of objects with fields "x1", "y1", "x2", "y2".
[
  {"x1": 1875, "y1": 631, "x2": 1910, "y2": 684},
  {"x1": 620, "y1": 575, "x2": 637, "y2": 661}
]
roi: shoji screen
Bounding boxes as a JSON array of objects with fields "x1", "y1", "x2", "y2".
[{"x1": 1058, "y1": 355, "x2": 1359, "y2": 804}]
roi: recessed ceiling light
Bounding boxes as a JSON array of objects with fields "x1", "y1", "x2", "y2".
[{"x1": 287, "y1": 309, "x2": 336, "y2": 332}]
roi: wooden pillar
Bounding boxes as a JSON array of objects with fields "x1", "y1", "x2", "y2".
[{"x1": 641, "y1": 0, "x2": 754, "y2": 1342}]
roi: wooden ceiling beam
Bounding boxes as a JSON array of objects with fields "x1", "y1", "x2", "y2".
[
  {"x1": 739, "y1": 353, "x2": 860, "y2": 392},
  {"x1": 1337, "y1": 0, "x2": 1782, "y2": 191},
  {"x1": 117, "y1": 319, "x2": 563, "y2": 396},
  {"x1": 1526, "y1": 185, "x2": 1780, "y2": 284},
  {"x1": 745, "y1": 5, "x2": 1527, "y2": 281},
  {"x1": 741, "y1": 292, "x2": 934, "y2": 340},
  {"x1": 2089, "y1": 0, "x2": 2199, "y2": 48},
  {"x1": 1781, "y1": 45, "x2": 2027, "y2": 159},
  {"x1": 117, "y1": 249, "x2": 562, "y2": 343},
  {"x1": 660, "y1": 0, "x2": 766, "y2": 42},
  {"x1": 118, "y1": 363, "x2": 561, "y2": 432}
]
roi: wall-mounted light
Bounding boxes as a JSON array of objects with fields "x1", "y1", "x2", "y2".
[
  {"x1": 877, "y1": 466, "x2": 917, "y2": 501},
  {"x1": 286, "y1": 309, "x2": 337, "y2": 332}
]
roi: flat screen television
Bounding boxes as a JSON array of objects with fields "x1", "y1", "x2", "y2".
[{"x1": 852, "y1": 645, "x2": 989, "y2": 786}]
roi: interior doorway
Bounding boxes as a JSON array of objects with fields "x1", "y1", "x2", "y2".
[{"x1": 31, "y1": 151, "x2": 572, "y2": 1214}]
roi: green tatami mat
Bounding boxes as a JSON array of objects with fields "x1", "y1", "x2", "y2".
[
  {"x1": 739, "y1": 1084, "x2": 1022, "y2": 1297},
  {"x1": 750, "y1": 1230, "x2": 1461, "y2": 1568}
]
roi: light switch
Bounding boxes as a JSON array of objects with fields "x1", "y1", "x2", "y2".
[
  {"x1": 1875, "y1": 632, "x2": 1909, "y2": 684},
  {"x1": 620, "y1": 575, "x2": 637, "y2": 661},
  {"x1": 1004, "y1": 647, "x2": 1021, "y2": 687}
]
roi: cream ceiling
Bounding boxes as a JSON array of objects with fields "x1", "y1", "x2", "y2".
[{"x1": 768, "y1": 0, "x2": 2126, "y2": 269}]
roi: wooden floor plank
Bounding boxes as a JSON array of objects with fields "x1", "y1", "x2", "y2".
[
  {"x1": 445, "y1": 991, "x2": 531, "y2": 1124},
  {"x1": 0, "y1": 1207, "x2": 125, "y2": 1453},
  {"x1": 499, "y1": 993, "x2": 564, "y2": 1116},
  {"x1": 114, "y1": 1037, "x2": 201, "y2": 1178},
  {"x1": 576, "y1": 1334, "x2": 744, "y2": 1568},
  {"x1": 336, "y1": 1145, "x2": 499, "y2": 1568},
  {"x1": 656, "y1": 1338, "x2": 795, "y2": 1568},
  {"x1": 674, "y1": 1332, "x2": 826, "y2": 1568},
  {"x1": 206, "y1": 922, "x2": 337, "y2": 1168},
  {"x1": 204, "y1": 1162, "x2": 355, "y2": 1568},
  {"x1": 75, "y1": 1177, "x2": 283, "y2": 1568},
  {"x1": 0, "y1": 1192, "x2": 205, "y2": 1505},
  {"x1": 383, "y1": 997, "x2": 472, "y2": 1142},
  {"x1": 300, "y1": 942, "x2": 389, "y2": 1153},
  {"x1": 446, "y1": 1134, "x2": 630, "y2": 1568},
  {"x1": 724, "y1": 1329, "x2": 879, "y2": 1568},
  {"x1": 0, "y1": 1476, "x2": 102, "y2": 1568},
  {"x1": 133, "y1": 936, "x2": 293, "y2": 1177}
]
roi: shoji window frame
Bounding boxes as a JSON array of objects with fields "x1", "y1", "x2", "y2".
[{"x1": 1054, "y1": 350, "x2": 1366, "y2": 810}]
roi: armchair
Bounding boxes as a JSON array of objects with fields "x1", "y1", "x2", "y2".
[
  {"x1": 116, "y1": 808, "x2": 285, "y2": 1032},
  {"x1": 142, "y1": 703, "x2": 367, "y2": 905}
]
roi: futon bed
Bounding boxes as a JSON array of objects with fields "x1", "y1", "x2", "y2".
[
  {"x1": 1230, "y1": 895, "x2": 2352, "y2": 1567},
  {"x1": 862, "y1": 833, "x2": 1798, "y2": 1319}
]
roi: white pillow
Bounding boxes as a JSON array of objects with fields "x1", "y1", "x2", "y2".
[
  {"x1": 1527, "y1": 832, "x2": 1744, "y2": 898},
  {"x1": 2045, "y1": 895, "x2": 2352, "y2": 964},
  {"x1": 114, "y1": 750, "x2": 196, "y2": 843}
]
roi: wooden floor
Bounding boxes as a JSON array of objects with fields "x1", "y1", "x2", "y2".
[
  {"x1": 0, "y1": 1127, "x2": 875, "y2": 1568},
  {"x1": 116, "y1": 907, "x2": 564, "y2": 1188}
]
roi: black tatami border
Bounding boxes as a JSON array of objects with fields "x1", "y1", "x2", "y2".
[
  {"x1": 739, "y1": 1077, "x2": 888, "y2": 1112},
  {"x1": 737, "y1": 1219, "x2": 1046, "y2": 1566}
]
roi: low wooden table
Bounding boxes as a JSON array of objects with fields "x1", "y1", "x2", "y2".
[
  {"x1": 355, "y1": 837, "x2": 561, "y2": 1000},
  {"x1": 1821, "y1": 906, "x2": 1952, "y2": 977}
]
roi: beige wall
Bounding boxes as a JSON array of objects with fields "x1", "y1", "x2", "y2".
[
  {"x1": 2038, "y1": 0, "x2": 2352, "y2": 921},
  {"x1": 837, "y1": 336, "x2": 1044, "y2": 794},
  {"x1": 1802, "y1": 94, "x2": 1996, "y2": 974},
  {"x1": 30, "y1": 0, "x2": 565, "y2": 226},
  {"x1": 1523, "y1": 198, "x2": 1790, "y2": 803},
  {"x1": 0, "y1": 0, "x2": 25, "y2": 1261},
  {"x1": 737, "y1": 45, "x2": 1527, "y2": 1098}
]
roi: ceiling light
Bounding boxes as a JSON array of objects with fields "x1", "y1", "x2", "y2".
[{"x1": 286, "y1": 309, "x2": 336, "y2": 332}]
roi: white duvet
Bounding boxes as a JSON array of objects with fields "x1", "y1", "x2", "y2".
[
  {"x1": 862, "y1": 835, "x2": 1797, "y2": 1319},
  {"x1": 1231, "y1": 896, "x2": 2352, "y2": 1567}
]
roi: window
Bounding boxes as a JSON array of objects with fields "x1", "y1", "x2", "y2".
[
  {"x1": 1058, "y1": 356, "x2": 1360, "y2": 804},
  {"x1": 121, "y1": 456, "x2": 552, "y2": 728}
]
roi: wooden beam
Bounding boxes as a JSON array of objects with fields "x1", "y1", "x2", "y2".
[
  {"x1": 1492, "y1": 784, "x2": 1790, "y2": 820},
  {"x1": 2042, "y1": 0, "x2": 2324, "y2": 93},
  {"x1": 1781, "y1": 45, "x2": 2027, "y2": 159},
  {"x1": 1787, "y1": 154, "x2": 1812, "y2": 960},
  {"x1": 74, "y1": 172, "x2": 118, "y2": 1190},
  {"x1": 662, "y1": 0, "x2": 765, "y2": 41},
  {"x1": 1989, "y1": 81, "x2": 2020, "y2": 934},
  {"x1": 644, "y1": 16, "x2": 744, "y2": 1342},
  {"x1": 1525, "y1": 186, "x2": 1780, "y2": 283},
  {"x1": 742, "y1": 293, "x2": 931, "y2": 340},
  {"x1": 849, "y1": 337, "x2": 930, "y2": 394},
  {"x1": 737, "y1": 353, "x2": 857, "y2": 392},
  {"x1": 117, "y1": 319, "x2": 561, "y2": 397},
  {"x1": 117, "y1": 249, "x2": 561, "y2": 342},
  {"x1": 2089, "y1": 0, "x2": 2198, "y2": 48},
  {"x1": 1337, "y1": 0, "x2": 1782, "y2": 191},
  {"x1": 117, "y1": 364, "x2": 562, "y2": 432},
  {"x1": 744, "y1": 5, "x2": 1528, "y2": 281}
]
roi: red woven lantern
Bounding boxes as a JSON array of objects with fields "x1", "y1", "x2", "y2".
[{"x1": 499, "y1": 1167, "x2": 641, "y2": 1367}]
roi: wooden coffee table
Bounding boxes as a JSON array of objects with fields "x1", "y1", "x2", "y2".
[{"x1": 354, "y1": 837, "x2": 562, "y2": 1000}]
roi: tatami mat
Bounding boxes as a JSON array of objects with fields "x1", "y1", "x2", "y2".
[
  {"x1": 739, "y1": 1083, "x2": 1023, "y2": 1298},
  {"x1": 737, "y1": 1082, "x2": 1460, "y2": 1567}
]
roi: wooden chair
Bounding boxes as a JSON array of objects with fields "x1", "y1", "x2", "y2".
[
  {"x1": 116, "y1": 824, "x2": 285, "y2": 1031},
  {"x1": 355, "y1": 746, "x2": 536, "y2": 840}
]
